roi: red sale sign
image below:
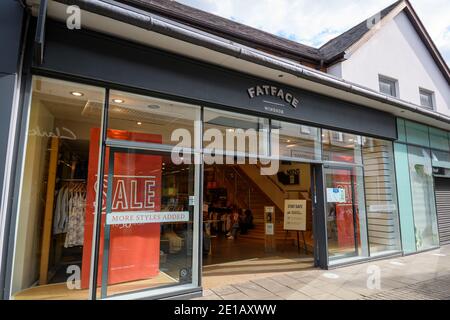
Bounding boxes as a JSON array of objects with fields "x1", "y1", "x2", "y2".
[{"x1": 81, "y1": 128, "x2": 162, "y2": 288}]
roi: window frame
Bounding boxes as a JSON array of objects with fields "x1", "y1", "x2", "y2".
[
  {"x1": 419, "y1": 88, "x2": 435, "y2": 110},
  {"x1": 378, "y1": 75, "x2": 398, "y2": 98}
]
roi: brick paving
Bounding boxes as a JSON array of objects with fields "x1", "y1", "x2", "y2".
[{"x1": 193, "y1": 245, "x2": 450, "y2": 300}]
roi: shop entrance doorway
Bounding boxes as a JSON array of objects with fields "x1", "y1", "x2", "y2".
[{"x1": 201, "y1": 161, "x2": 316, "y2": 288}]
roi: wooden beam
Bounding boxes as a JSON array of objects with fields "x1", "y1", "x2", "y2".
[{"x1": 39, "y1": 136, "x2": 59, "y2": 285}]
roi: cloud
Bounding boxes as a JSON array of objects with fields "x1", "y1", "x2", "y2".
[{"x1": 176, "y1": 0, "x2": 450, "y2": 64}]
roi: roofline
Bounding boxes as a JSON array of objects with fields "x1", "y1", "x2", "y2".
[
  {"x1": 324, "y1": 0, "x2": 406, "y2": 65},
  {"x1": 59, "y1": 0, "x2": 450, "y2": 84},
  {"x1": 325, "y1": 0, "x2": 450, "y2": 84},
  {"x1": 402, "y1": 0, "x2": 450, "y2": 83},
  {"x1": 44, "y1": 0, "x2": 450, "y2": 127},
  {"x1": 115, "y1": 0, "x2": 321, "y2": 65}
]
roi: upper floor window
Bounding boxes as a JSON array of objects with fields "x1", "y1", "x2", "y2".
[
  {"x1": 419, "y1": 88, "x2": 434, "y2": 110},
  {"x1": 379, "y1": 75, "x2": 398, "y2": 97}
]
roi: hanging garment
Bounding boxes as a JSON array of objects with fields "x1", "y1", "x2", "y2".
[
  {"x1": 53, "y1": 186, "x2": 69, "y2": 235},
  {"x1": 64, "y1": 192, "x2": 86, "y2": 248}
]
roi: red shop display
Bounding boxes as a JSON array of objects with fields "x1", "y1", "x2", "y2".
[
  {"x1": 332, "y1": 155, "x2": 360, "y2": 249},
  {"x1": 333, "y1": 169, "x2": 357, "y2": 248},
  {"x1": 81, "y1": 128, "x2": 162, "y2": 288}
]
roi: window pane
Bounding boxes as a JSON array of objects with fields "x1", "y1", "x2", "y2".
[
  {"x1": 325, "y1": 166, "x2": 368, "y2": 262},
  {"x1": 91, "y1": 151, "x2": 197, "y2": 298},
  {"x1": 362, "y1": 138, "x2": 401, "y2": 255},
  {"x1": 431, "y1": 149, "x2": 450, "y2": 169},
  {"x1": 419, "y1": 90, "x2": 433, "y2": 109},
  {"x1": 407, "y1": 146, "x2": 439, "y2": 251},
  {"x1": 203, "y1": 108, "x2": 269, "y2": 157},
  {"x1": 379, "y1": 77, "x2": 396, "y2": 97},
  {"x1": 322, "y1": 130, "x2": 362, "y2": 164},
  {"x1": 271, "y1": 120, "x2": 321, "y2": 160},
  {"x1": 405, "y1": 120, "x2": 430, "y2": 147},
  {"x1": 393, "y1": 143, "x2": 417, "y2": 254},
  {"x1": 13, "y1": 76, "x2": 104, "y2": 299},
  {"x1": 396, "y1": 118, "x2": 407, "y2": 143},
  {"x1": 107, "y1": 90, "x2": 200, "y2": 146},
  {"x1": 429, "y1": 127, "x2": 449, "y2": 151}
]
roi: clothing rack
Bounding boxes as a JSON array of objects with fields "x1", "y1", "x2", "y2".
[{"x1": 39, "y1": 138, "x2": 87, "y2": 285}]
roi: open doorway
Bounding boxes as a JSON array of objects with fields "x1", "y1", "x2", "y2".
[{"x1": 201, "y1": 161, "x2": 315, "y2": 288}]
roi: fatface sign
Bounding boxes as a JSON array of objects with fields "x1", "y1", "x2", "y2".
[{"x1": 247, "y1": 85, "x2": 300, "y2": 108}]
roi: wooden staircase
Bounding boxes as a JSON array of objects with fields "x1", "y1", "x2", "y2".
[{"x1": 205, "y1": 164, "x2": 314, "y2": 248}]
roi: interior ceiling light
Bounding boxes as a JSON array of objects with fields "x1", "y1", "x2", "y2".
[
  {"x1": 113, "y1": 99, "x2": 125, "y2": 103},
  {"x1": 137, "y1": 122, "x2": 142, "y2": 125},
  {"x1": 71, "y1": 91, "x2": 84, "y2": 97}
]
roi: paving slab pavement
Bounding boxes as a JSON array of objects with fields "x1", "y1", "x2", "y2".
[{"x1": 193, "y1": 245, "x2": 450, "y2": 300}]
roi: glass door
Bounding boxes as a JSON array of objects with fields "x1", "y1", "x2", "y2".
[
  {"x1": 87, "y1": 89, "x2": 201, "y2": 299},
  {"x1": 90, "y1": 146, "x2": 199, "y2": 299},
  {"x1": 324, "y1": 166, "x2": 367, "y2": 261}
]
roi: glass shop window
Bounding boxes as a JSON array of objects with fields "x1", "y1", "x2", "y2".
[
  {"x1": 271, "y1": 120, "x2": 321, "y2": 160},
  {"x1": 91, "y1": 151, "x2": 197, "y2": 299},
  {"x1": 106, "y1": 90, "x2": 201, "y2": 147},
  {"x1": 203, "y1": 108, "x2": 270, "y2": 160},
  {"x1": 361, "y1": 137, "x2": 401, "y2": 255},
  {"x1": 322, "y1": 129, "x2": 362, "y2": 164},
  {"x1": 407, "y1": 146, "x2": 439, "y2": 251},
  {"x1": 12, "y1": 76, "x2": 104, "y2": 299}
]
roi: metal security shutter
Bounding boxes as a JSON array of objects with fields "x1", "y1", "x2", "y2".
[{"x1": 435, "y1": 178, "x2": 450, "y2": 245}]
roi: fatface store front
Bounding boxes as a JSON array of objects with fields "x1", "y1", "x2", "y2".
[{"x1": 3, "y1": 20, "x2": 403, "y2": 300}]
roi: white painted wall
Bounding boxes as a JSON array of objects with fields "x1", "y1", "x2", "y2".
[{"x1": 327, "y1": 11, "x2": 450, "y2": 116}]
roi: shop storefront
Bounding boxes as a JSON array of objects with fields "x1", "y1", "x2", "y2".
[
  {"x1": 394, "y1": 119, "x2": 450, "y2": 253},
  {"x1": 0, "y1": 16, "x2": 410, "y2": 300}
]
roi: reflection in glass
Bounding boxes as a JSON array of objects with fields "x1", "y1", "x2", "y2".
[
  {"x1": 429, "y1": 127, "x2": 450, "y2": 151},
  {"x1": 408, "y1": 146, "x2": 439, "y2": 250},
  {"x1": 203, "y1": 108, "x2": 269, "y2": 157},
  {"x1": 91, "y1": 151, "x2": 195, "y2": 298},
  {"x1": 431, "y1": 149, "x2": 450, "y2": 169},
  {"x1": 12, "y1": 76, "x2": 104, "y2": 299},
  {"x1": 106, "y1": 90, "x2": 200, "y2": 146},
  {"x1": 362, "y1": 138, "x2": 401, "y2": 255},
  {"x1": 322, "y1": 130, "x2": 362, "y2": 164},
  {"x1": 271, "y1": 120, "x2": 321, "y2": 160},
  {"x1": 325, "y1": 166, "x2": 368, "y2": 261}
]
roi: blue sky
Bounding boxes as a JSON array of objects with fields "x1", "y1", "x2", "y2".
[{"x1": 177, "y1": 0, "x2": 450, "y2": 65}]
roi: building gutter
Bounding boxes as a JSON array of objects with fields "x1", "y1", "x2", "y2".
[{"x1": 49, "y1": 0, "x2": 450, "y2": 125}]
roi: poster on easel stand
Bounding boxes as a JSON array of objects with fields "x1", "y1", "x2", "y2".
[
  {"x1": 283, "y1": 200, "x2": 308, "y2": 254},
  {"x1": 283, "y1": 200, "x2": 307, "y2": 231},
  {"x1": 264, "y1": 206, "x2": 276, "y2": 252}
]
